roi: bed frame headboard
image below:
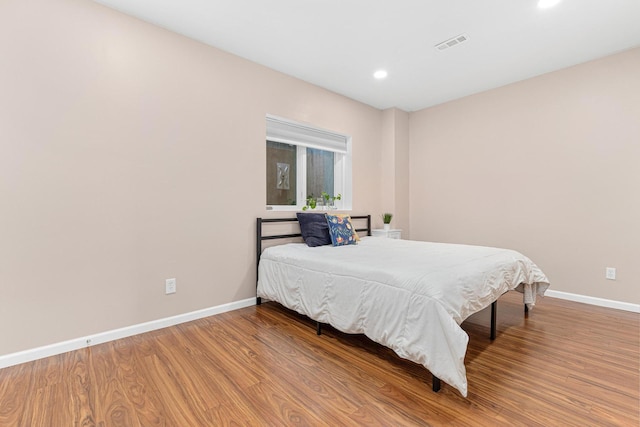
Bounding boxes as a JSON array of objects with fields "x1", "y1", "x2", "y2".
[{"x1": 255, "y1": 214, "x2": 371, "y2": 304}]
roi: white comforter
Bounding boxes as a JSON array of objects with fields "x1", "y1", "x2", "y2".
[{"x1": 257, "y1": 237, "x2": 550, "y2": 397}]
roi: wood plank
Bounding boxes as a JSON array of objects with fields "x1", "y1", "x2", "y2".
[
  {"x1": 0, "y1": 362, "x2": 31, "y2": 426},
  {"x1": 86, "y1": 343, "x2": 141, "y2": 427},
  {"x1": 111, "y1": 340, "x2": 167, "y2": 427}
]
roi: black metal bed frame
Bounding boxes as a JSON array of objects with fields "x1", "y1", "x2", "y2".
[
  {"x1": 255, "y1": 215, "x2": 505, "y2": 393},
  {"x1": 256, "y1": 215, "x2": 372, "y2": 306}
]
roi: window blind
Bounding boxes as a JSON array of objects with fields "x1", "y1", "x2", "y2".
[{"x1": 266, "y1": 116, "x2": 348, "y2": 154}]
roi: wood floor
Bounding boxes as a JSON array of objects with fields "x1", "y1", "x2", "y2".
[{"x1": 0, "y1": 292, "x2": 638, "y2": 426}]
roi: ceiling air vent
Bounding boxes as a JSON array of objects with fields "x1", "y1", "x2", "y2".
[{"x1": 435, "y1": 34, "x2": 469, "y2": 51}]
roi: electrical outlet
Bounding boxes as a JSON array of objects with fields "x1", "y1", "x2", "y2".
[
  {"x1": 605, "y1": 268, "x2": 616, "y2": 280},
  {"x1": 166, "y1": 278, "x2": 177, "y2": 294}
]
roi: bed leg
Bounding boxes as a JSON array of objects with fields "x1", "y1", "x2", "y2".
[
  {"x1": 432, "y1": 375, "x2": 441, "y2": 392},
  {"x1": 316, "y1": 322, "x2": 322, "y2": 335},
  {"x1": 490, "y1": 300, "x2": 497, "y2": 341},
  {"x1": 256, "y1": 296, "x2": 262, "y2": 306},
  {"x1": 524, "y1": 303, "x2": 529, "y2": 314}
]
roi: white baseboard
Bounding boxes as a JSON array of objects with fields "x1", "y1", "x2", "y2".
[
  {"x1": 0, "y1": 297, "x2": 256, "y2": 370},
  {"x1": 546, "y1": 290, "x2": 640, "y2": 313},
  {"x1": 2, "y1": 292, "x2": 636, "y2": 370}
]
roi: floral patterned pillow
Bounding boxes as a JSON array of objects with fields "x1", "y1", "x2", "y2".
[
  {"x1": 333, "y1": 213, "x2": 360, "y2": 241},
  {"x1": 325, "y1": 214, "x2": 358, "y2": 246}
]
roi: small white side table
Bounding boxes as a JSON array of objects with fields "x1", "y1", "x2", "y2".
[{"x1": 371, "y1": 229, "x2": 402, "y2": 239}]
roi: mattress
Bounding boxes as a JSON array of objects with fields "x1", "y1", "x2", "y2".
[{"x1": 257, "y1": 236, "x2": 550, "y2": 397}]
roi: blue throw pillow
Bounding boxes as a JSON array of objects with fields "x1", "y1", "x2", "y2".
[
  {"x1": 297, "y1": 213, "x2": 332, "y2": 247},
  {"x1": 325, "y1": 214, "x2": 358, "y2": 246}
]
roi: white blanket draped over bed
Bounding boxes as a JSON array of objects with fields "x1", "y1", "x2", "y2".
[{"x1": 257, "y1": 237, "x2": 550, "y2": 397}]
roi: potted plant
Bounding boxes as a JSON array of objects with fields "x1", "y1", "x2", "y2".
[
  {"x1": 322, "y1": 192, "x2": 342, "y2": 210},
  {"x1": 302, "y1": 194, "x2": 317, "y2": 211},
  {"x1": 381, "y1": 213, "x2": 393, "y2": 231},
  {"x1": 302, "y1": 192, "x2": 341, "y2": 211}
]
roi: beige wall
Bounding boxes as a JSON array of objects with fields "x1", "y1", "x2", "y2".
[
  {"x1": 0, "y1": 0, "x2": 384, "y2": 355},
  {"x1": 393, "y1": 109, "x2": 410, "y2": 236},
  {"x1": 380, "y1": 108, "x2": 410, "y2": 234},
  {"x1": 409, "y1": 48, "x2": 640, "y2": 304}
]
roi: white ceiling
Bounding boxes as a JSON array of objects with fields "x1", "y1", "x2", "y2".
[{"x1": 92, "y1": 0, "x2": 640, "y2": 112}]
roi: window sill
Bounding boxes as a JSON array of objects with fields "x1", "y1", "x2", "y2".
[{"x1": 266, "y1": 206, "x2": 351, "y2": 212}]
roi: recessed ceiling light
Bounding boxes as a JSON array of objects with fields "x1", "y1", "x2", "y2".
[
  {"x1": 537, "y1": 0, "x2": 562, "y2": 9},
  {"x1": 373, "y1": 70, "x2": 388, "y2": 80}
]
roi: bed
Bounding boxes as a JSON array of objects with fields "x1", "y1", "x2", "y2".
[{"x1": 256, "y1": 215, "x2": 550, "y2": 397}]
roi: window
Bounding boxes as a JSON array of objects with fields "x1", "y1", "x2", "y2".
[{"x1": 266, "y1": 115, "x2": 351, "y2": 211}]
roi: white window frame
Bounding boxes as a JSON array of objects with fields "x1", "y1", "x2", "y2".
[{"x1": 266, "y1": 114, "x2": 352, "y2": 211}]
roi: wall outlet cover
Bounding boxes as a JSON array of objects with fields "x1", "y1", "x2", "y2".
[
  {"x1": 605, "y1": 268, "x2": 616, "y2": 280},
  {"x1": 166, "y1": 278, "x2": 177, "y2": 294}
]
